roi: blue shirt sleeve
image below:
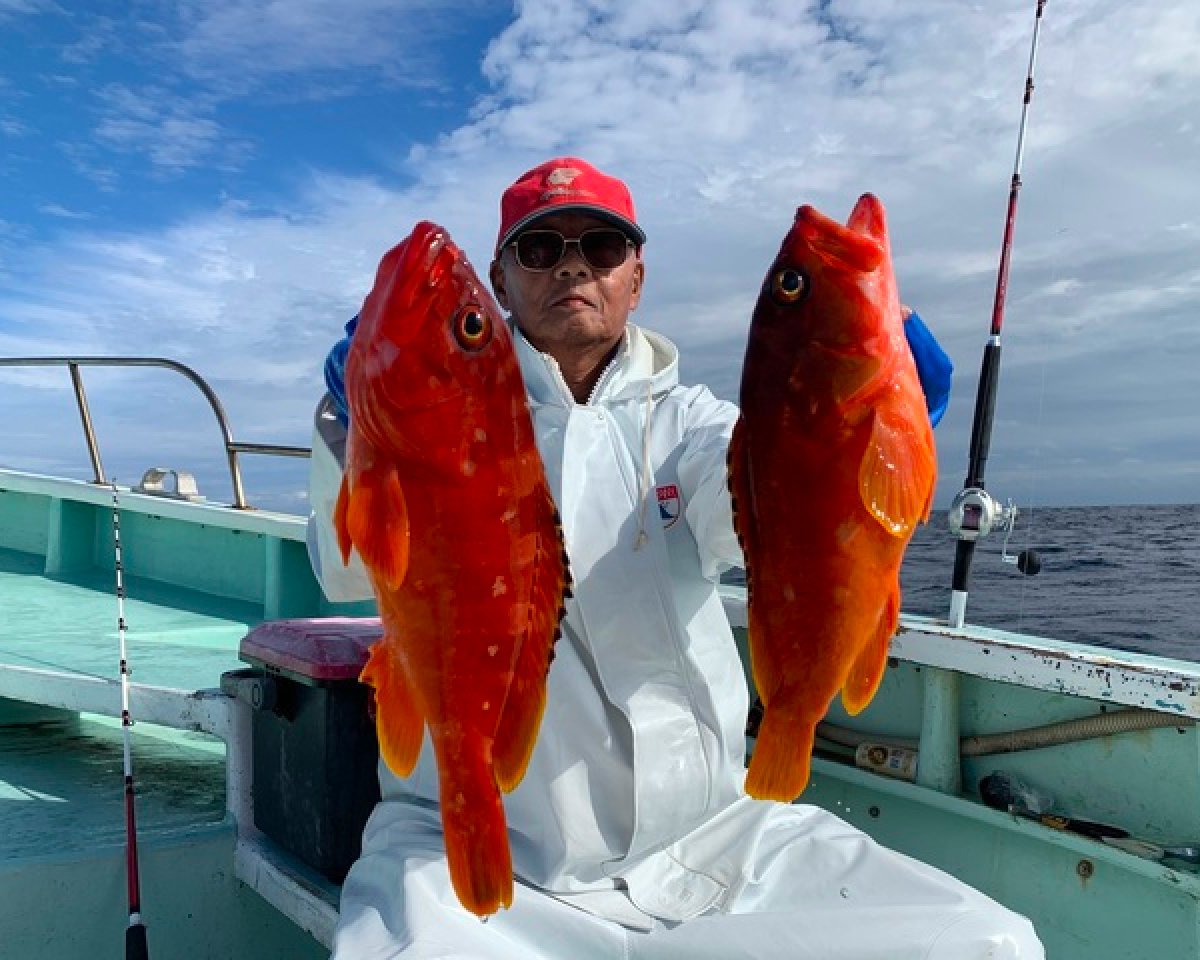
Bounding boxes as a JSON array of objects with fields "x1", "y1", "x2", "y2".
[
  {"x1": 903, "y1": 309, "x2": 953, "y2": 428},
  {"x1": 323, "y1": 314, "x2": 359, "y2": 427}
]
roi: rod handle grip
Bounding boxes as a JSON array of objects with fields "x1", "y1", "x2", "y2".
[{"x1": 126, "y1": 923, "x2": 149, "y2": 960}]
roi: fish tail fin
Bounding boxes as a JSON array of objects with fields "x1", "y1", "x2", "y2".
[
  {"x1": 492, "y1": 487, "x2": 569, "y2": 793},
  {"x1": 436, "y1": 737, "x2": 513, "y2": 916},
  {"x1": 841, "y1": 586, "x2": 900, "y2": 716},
  {"x1": 360, "y1": 640, "x2": 424, "y2": 776},
  {"x1": 745, "y1": 702, "x2": 817, "y2": 802}
]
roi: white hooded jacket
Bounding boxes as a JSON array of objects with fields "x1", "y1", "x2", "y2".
[
  {"x1": 307, "y1": 321, "x2": 1044, "y2": 957},
  {"x1": 310, "y1": 322, "x2": 750, "y2": 921}
]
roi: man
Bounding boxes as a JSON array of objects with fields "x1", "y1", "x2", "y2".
[{"x1": 307, "y1": 157, "x2": 1043, "y2": 959}]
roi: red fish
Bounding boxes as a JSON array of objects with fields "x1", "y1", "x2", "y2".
[
  {"x1": 730, "y1": 195, "x2": 936, "y2": 802},
  {"x1": 334, "y1": 221, "x2": 570, "y2": 916}
]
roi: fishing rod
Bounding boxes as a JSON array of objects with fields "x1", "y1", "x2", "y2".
[
  {"x1": 111, "y1": 482, "x2": 150, "y2": 960},
  {"x1": 946, "y1": 0, "x2": 1046, "y2": 629}
]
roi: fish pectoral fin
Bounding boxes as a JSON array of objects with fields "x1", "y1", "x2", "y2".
[
  {"x1": 841, "y1": 587, "x2": 900, "y2": 715},
  {"x1": 858, "y1": 408, "x2": 936, "y2": 537},
  {"x1": 342, "y1": 461, "x2": 411, "y2": 589},
  {"x1": 361, "y1": 640, "x2": 424, "y2": 777},
  {"x1": 491, "y1": 485, "x2": 569, "y2": 793}
]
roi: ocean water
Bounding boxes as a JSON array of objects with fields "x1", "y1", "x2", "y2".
[
  {"x1": 900, "y1": 503, "x2": 1200, "y2": 662},
  {"x1": 727, "y1": 503, "x2": 1200, "y2": 663}
]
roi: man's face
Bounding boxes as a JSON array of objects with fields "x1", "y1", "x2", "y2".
[{"x1": 489, "y1": 211, "x2": 644, "y2": 362}]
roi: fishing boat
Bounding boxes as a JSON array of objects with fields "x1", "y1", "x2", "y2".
[
  {"x1": 3, "y1": 15, "x2": 1195, "y2": 960},
  {"x1": 2, "y1": 355, "x2": 1198, "y2": 960}
]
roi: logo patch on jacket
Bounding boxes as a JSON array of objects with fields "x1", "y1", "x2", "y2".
[{"x1": 657, "y1": 484, "x2": 681, "y2": 529}]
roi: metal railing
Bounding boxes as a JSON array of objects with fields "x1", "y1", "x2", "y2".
[{"x1": 0, "y1": 356, "x2": 311, "y2": 509}]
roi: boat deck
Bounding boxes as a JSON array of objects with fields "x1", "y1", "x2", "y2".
[
  {"x1": 0, "y1": 545, "x2": 256, "y2": 689},
  {"x1": 0, "y1": 712, "x2": 226, "y2": 859}
]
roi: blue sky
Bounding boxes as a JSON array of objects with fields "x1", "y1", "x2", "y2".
[{"x1": 1, "y1": 0, "x2": 1198, "y2": 512}]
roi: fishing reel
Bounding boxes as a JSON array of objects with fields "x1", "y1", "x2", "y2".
[{"x1": 947, "y1": 487, "x2": 1041, "y2": 576}]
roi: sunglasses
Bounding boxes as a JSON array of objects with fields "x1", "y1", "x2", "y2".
[{"x1": 511, "y1": 227, "x2": 635, "y2": 271}]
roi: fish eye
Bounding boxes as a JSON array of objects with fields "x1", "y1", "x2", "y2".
[
  {"x1": 769, "y1": 268, "x2": 808, "y2": 305},
  {"x1": 453, "y1": 305, "x2": 492, "y2": 351}
]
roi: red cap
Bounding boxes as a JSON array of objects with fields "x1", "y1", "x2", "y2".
[{"x1": 496, "y1": 157, "x2": 646, "y2": 253}]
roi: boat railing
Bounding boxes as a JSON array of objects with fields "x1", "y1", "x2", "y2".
[{"x1": 0, "y1": 356, "x2": 311, "y2": 509}]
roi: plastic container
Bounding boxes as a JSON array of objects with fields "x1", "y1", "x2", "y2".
[{"x1": 233, "y1": 617, "x2": 384, "y2": 883}]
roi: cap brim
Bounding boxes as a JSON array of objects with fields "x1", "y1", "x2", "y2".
[{"x1": 497, "y1": 204, "x2": 646, "y2": 252}]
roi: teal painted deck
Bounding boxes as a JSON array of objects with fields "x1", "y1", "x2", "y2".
[
  {"x1": 1, "y1": 546, "x2": 256, "y2": 689},
  {"x1": 0, "y1": 710, "x2": 328, "y2": 959},
  {"x1": 0, "y1": 712, "x2": 224, "y2": 858}
]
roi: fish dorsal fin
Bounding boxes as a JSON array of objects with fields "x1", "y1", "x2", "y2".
[
  {"x1": 333, "y1": 473, "x2": 354, "y2": 567},
  {"x1": 726, "y1": 415, "x2": 782, "y2": 706},
  {"x1": 726, "y1": 415, "x2": 758, "y2": 607},
  {"x1": 859, "y1": 408, "x2": 936, "y2": 538},
  {"x1": 491, "y1": 482, "x2": 571, "y2": 793},
  {"x1": 336, "y1": 460, "x2": 411, "y2": 590}
]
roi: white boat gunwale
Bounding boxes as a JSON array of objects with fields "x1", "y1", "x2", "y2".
[{"x1": 718, "y1": 587, "x2": 1200, "y2": 720}]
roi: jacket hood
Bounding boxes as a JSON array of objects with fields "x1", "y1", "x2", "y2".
[{"x1": 514, "y1": 322, "x2": 679, "y2": 408}]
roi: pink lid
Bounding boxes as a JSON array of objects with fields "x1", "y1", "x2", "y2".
[{"x1": 239, "y1": 617, "x2": 383, "y2": 682}]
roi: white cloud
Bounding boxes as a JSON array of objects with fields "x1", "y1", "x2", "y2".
[
  {"x1": 1041, "y1": 278, "x2": 1082, "y2": 298},
  {"x1": 57, "y1": 13, "x2": 120, "y2": 64},
  {"x1": 56, "y1": 145, "x2": 120, "y2": 191},
  {"x1": 173, "y1": 0, "x2": 492, "y2": 93},
  {"x1": 91, "y1": 84, "x2": 247, "y2": 173},
  {"x1": 0, "y1": 0, "x2": 56, "y2": 18},
  {"x1": 2, "y1": 0, "x2": 1199, "y2": 508},
  {"x1": 37, "y1": 203, "x2": 91, "y2": 220}
]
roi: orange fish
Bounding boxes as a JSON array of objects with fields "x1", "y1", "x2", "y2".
[
  {"x1": 334, "y1": 221, "x2": 570, "y2": 916},
  {"x1": 730, "y1": 195, "x2": 936, "y2": 802}
]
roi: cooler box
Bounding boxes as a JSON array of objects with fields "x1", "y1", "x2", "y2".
[{"x1": 234, "y1": 617, "x2": 384, "y2": 883}]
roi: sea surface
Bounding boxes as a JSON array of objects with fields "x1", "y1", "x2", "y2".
[{"x1": 727, "y1": 503, "x2": 1200, "y2": 664}]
